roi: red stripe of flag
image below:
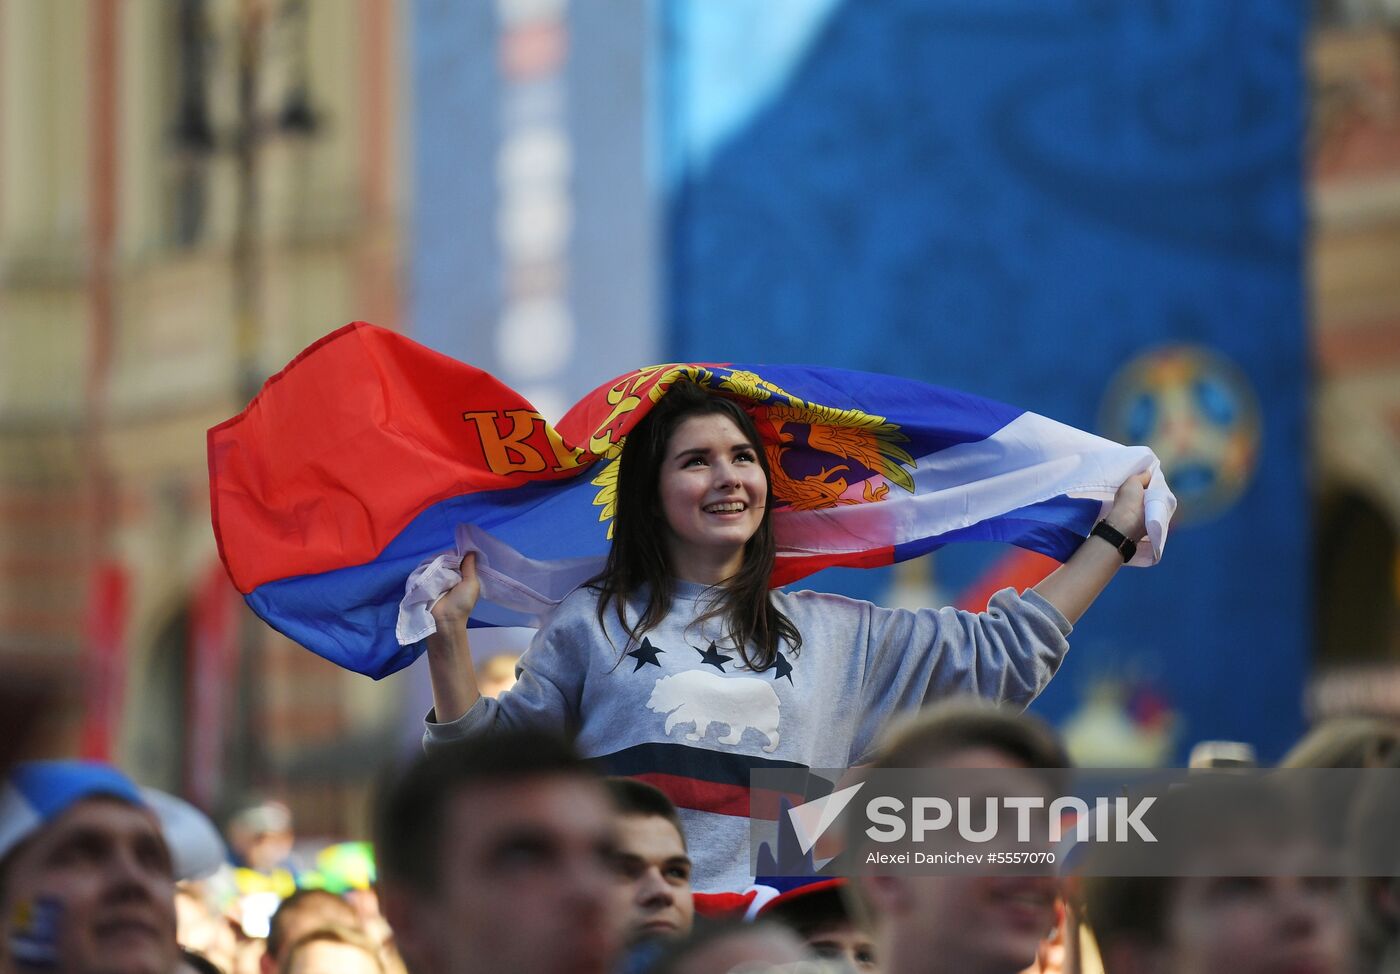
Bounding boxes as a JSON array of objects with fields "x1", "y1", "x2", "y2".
[
  {"x1": 771, "y1": 547, "x2": 894, "y2": 587},
  {"x1": 634, "y1": 772, "x2": 808, "y2": 822}
]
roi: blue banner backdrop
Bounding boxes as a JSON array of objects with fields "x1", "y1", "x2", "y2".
[{"x1": 662, "y1": 0, "x2": 1308, "y2": 761}]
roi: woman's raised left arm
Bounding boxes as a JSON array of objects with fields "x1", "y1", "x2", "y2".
[{"x1": 1031, "y1": 472, "x2": 1150, "y2": 626}]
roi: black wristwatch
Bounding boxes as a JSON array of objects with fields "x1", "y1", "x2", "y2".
[{"x1": 1090, "y1": 520, "x2": 1137, "y2": 563}]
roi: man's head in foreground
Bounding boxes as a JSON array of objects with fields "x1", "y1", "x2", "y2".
[
  {"x1": 374, "y1": 730, "x2": 621, "y2": 974},
  {"x1": 604, "y1": 778, "x2": 694, "y2": 945},
  {"x1": 0, "y1": 761, "x2": 220, "y2": 974},
  {"x1": 1081, "y1": 778, "x2": 1352, "y2": 974},
  {"x1": 850, "y1": 701, "x2": 1069, "y2": 974}
]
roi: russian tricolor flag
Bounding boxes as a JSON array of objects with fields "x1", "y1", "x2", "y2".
[{"x1": 209, "y1": 323, "x2": 1173, "y2": 679}]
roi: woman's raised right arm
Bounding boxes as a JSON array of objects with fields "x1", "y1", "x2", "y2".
[{"x1": 425, "y1": 552, "x2": 482, "y2": 723}]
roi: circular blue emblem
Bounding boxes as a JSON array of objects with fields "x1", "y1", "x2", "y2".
[{"x1": 1100, "y1": 345, "x2": 1260, "y2": 525}]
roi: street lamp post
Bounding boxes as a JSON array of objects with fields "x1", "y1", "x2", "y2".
[{"x1": 171, "y1": 0, "x2": 322, "y2": 801}]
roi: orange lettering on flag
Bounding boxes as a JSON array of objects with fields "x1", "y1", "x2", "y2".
[
  {"x1": 462, "y1": 410, "x2": 548, "y2": 474},
  {"x1": 544, "y1": 423, "x2": 588, "y2": 472}
]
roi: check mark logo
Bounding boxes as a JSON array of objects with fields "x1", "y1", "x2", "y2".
[{"x1": 787, "y1": 782, "x2": 866, "y2": 856}]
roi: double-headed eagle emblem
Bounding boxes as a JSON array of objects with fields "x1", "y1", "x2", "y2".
[{"x1": 586, "y1": 366, "x2": 917, "y2": 538}]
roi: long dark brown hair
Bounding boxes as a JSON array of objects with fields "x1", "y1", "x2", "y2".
[{"x1": 591, "y1": 380, "x2": 801, "y2": 670}]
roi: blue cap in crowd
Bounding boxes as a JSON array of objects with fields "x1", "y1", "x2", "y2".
[{"x1": 0, "y1": 760, "x2": 224, "y2": 879}]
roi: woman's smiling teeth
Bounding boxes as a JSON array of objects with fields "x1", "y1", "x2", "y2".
[{"x1": 704, "y1": 502, "x2": 747, "y2": 513}]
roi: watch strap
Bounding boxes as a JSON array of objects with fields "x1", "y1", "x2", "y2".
[{"x1": 1090, "y1": 520, "x2": 1137, "y2": 563}]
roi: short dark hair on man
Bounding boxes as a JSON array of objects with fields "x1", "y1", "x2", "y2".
[
  {"x1": 764, "y1": 884, "x2": 858, "y2": 939},
  {"x1": 373, "y1": 730, "x2": 594, "y2": 893},
  {"x1": 844, "y1": 700, "x2": 1070, "y2": 929},
  {"x1": 180, "y1": 948, "x2": 225, "y2": 974},
  {"x1": 604, "y1": 778, "x2": 686, "y2": 847},
  {"x1": 871, "y1": 699, "x2": 1070, "y2": 771},
  {"x1": 265, "y1": 888, "x2": 357, "y2": 961}
]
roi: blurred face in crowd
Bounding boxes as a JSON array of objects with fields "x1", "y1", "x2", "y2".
[
  {"x1": 174, "y1": 888, "x2": 236, "y2": 974},
  {"x1": 1108, "y1": 841, "x2": 1351, "y2": 974},
  {"x1": 0, "y1": 797, "x2": 178, "y2": 974},
  {"x1": 238, "y1": 832, "x2": 292, "y2": 874},
  {"x1": 227, "y1": 803, "x2": 294, "y2": 874},
  {"x1": 283, "y1": 939, "x2": 382, "y2": 974},
  {"x1": 610, "y1": 814, "x2": 693, "y2": 944},
  {"x1": 1156, "y1": 875, "x2": 1349, "y2": 974},
  {"x1": 764, "y1": 886, "x2": 877, "y2": 973},
  {"x1": 862, "y1": 747, "x2": 1059, "y2": 974},
  {"x1": 669, "y1": 926, "x2": 810, "y2": 974},
  {"x1": 261, "y1": 891, "x2": 359, "y2": 974},
  {"x1": 386, "y1": 775, "x2": 621, "y2": 974},
  {"x1": 804, "y1": 920, "x2": 878, "y2": 972}
]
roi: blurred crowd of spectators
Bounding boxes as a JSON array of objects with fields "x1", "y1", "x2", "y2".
[{"x1": 4, "y1": 702, "x2": 1400, "y2": 974}]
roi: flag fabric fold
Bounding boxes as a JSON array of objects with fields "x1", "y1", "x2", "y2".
[{"x1": 209, "y1": 322, "x2": 1174, "y2": 679}]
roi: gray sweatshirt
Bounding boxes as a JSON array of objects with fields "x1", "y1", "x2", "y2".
[{"x1": 425, "y1": 580, "x2": 1072, "y2": 892}]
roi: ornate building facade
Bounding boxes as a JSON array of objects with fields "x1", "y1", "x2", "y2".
[
  {"x1": 0, "y1": 0, "x2": 404, "y2": 834},
  {"x1": 1310, "y1": 4, "x2": 1400, "y2": 705}
]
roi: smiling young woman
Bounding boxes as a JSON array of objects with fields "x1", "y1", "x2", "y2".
[
  {"x1": 587, "y1": 382, "x2": 800, "y2": 675},
  {"x1": 655, "y1": 413, "x2": 768, "y2": 584},
  {"x1": 422, "y1": 380, "x2": 1150, "y2": 892}
]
